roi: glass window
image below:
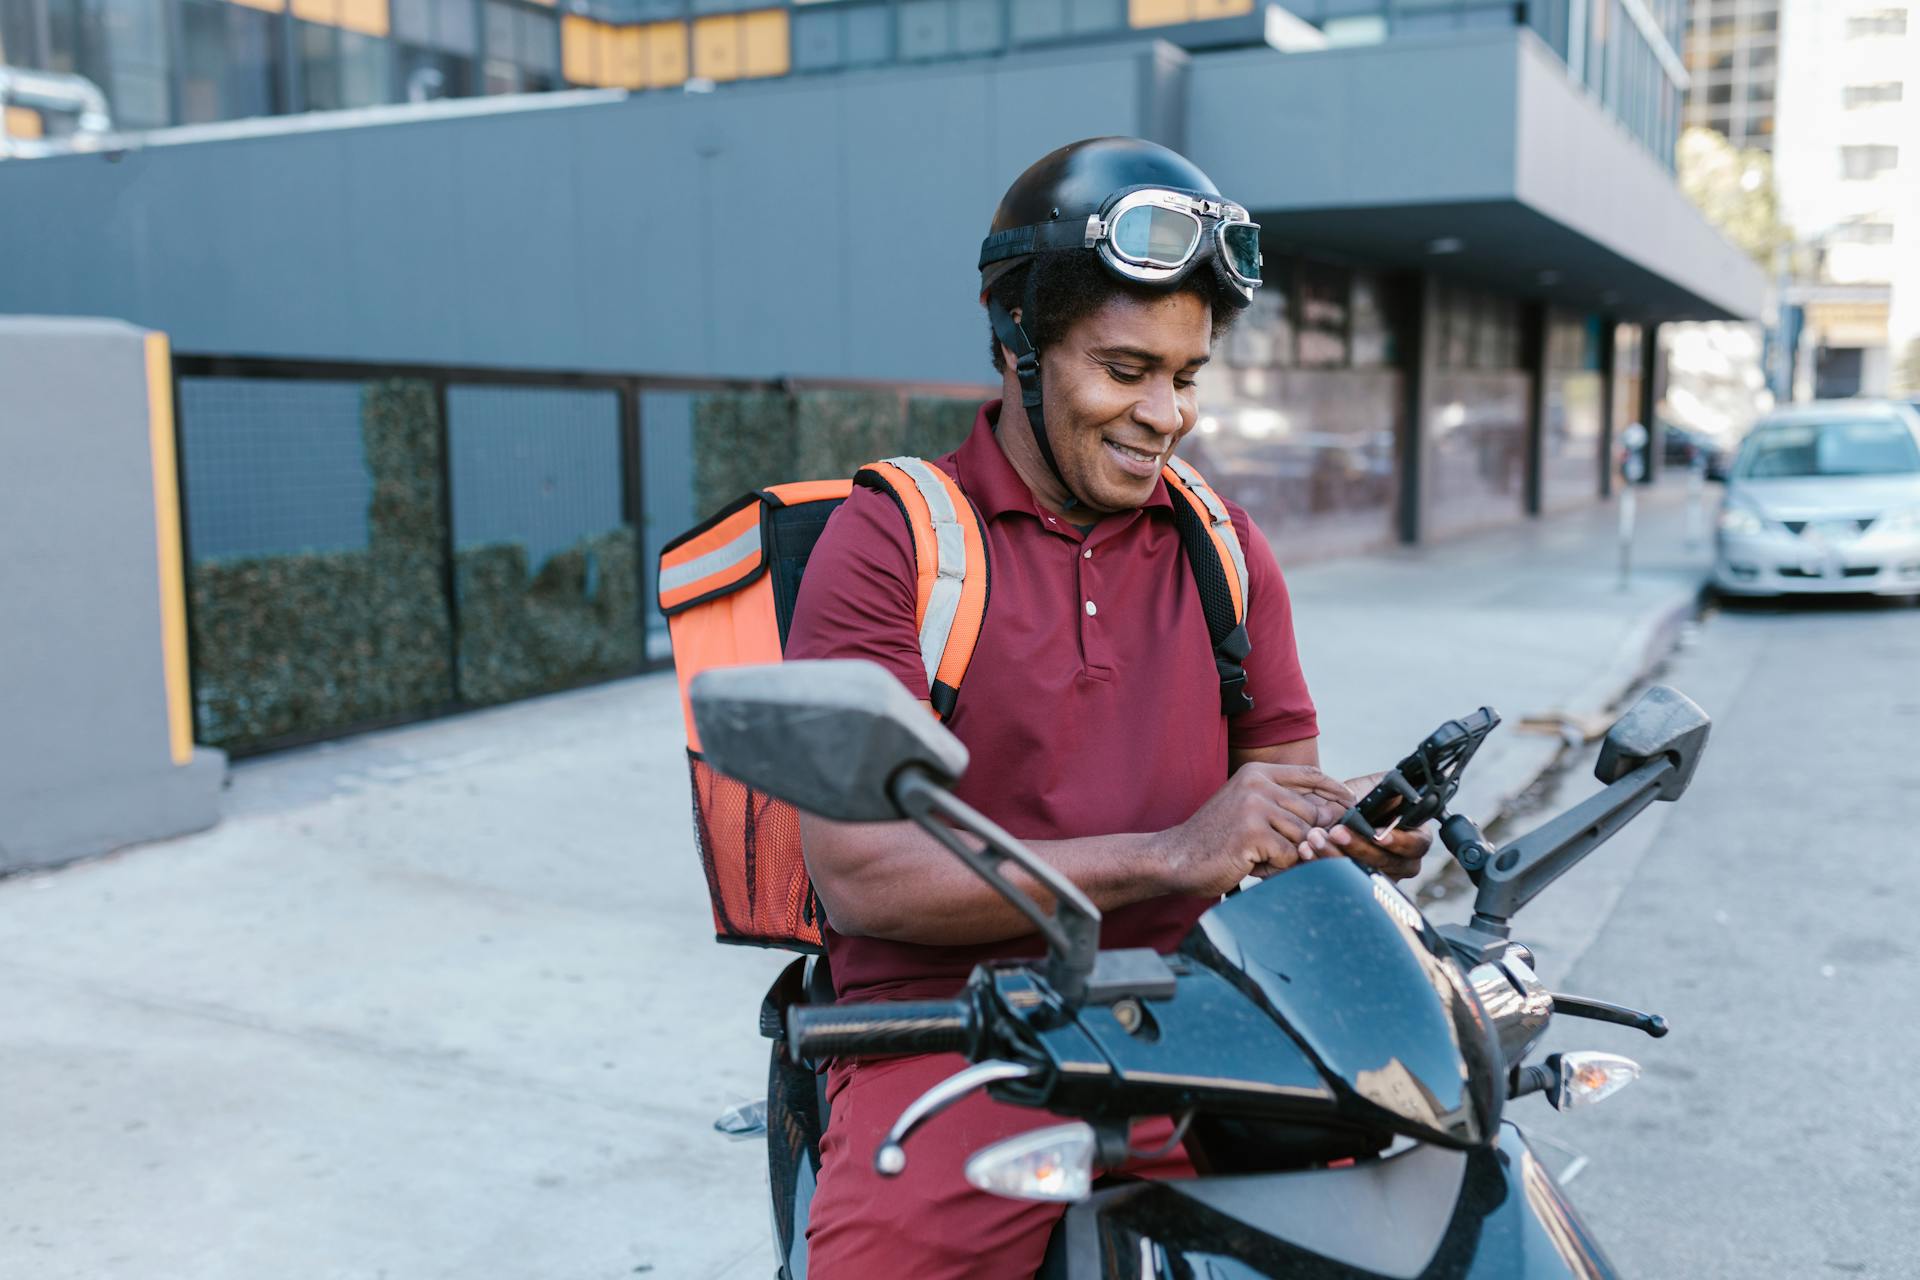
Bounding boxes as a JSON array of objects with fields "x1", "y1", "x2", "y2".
[
  {"x1": 1350, "y1": 272, "x2": 1394, "y2": 367},
  {"x1": 437, "y1": 0, "x2": 477, "y2": 55},
  {"x1": 1843, "y1": 82, "x2": 1903, "y2": 108},
  {"x1": 1831, "y1": 221, "x2": 1895, "y2": 245},
  {"x1": 1841, "y1": 144, "x2": 1899, "y2": 179},
  {"x1": 339, "y1": 30, "x2": 393, "y2": 107},
  {"x1": 1, "y1": 2, "x2": 40, "y2": 68},
  {"x1": 519, "y1": 6, "x2": 559, "y2": 76},
  {"x1": 1737, "y1": 420, "x2": 1920, "y2": 478},
  {"x1": 1296, "y1": 262, "x2": 1350, "y2": 369},
  {"x1": 1847, "y1": 9, "x2": 1906, "y2": 36},
  {"x1": 179, "y1": 0, "x2": 282, "y2": 124},
  {"x1": 399, "y1": 43, "x2": 474, "y2": 100}
]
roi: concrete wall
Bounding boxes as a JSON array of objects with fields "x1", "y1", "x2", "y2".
[
  {"x1": 0, "y1": 317, "x2": 225, "y2": 871},
  {"x1": 0, "y1": 41, "x2": 1185, "y2": 387}
]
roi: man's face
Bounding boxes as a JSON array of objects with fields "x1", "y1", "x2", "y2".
[{"x1": 1039, "y1": 290, "x2": 1213, "y2": 514}]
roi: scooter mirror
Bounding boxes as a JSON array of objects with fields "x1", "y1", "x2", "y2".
[
  {"x1": 1594, "y1": 685, "x2": 1711, "y2": 801},
  {"x1": 691, "y1": 660, "x2": 969, "y2": 823}
]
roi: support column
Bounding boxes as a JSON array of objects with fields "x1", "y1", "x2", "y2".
[
  {"x1": 1397, "y1": 272, "x2": 1441, "y2": 546},
  {"x1": 1597, "y1": 314, "x2": 1618, "y2": 499},
  {"x1": 1521, "y1": 300, "x2": 1550, "y2": 517},
  {"x1": 1637, "y1": 321, "x2": 1664, "y2": 485}
]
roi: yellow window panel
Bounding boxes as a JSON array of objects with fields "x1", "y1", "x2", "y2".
[
  {"x1": 337, "y1": 0, "x2": 388, "y2": 37},
  {"x1": 644, "y1": 21, "x2": 689, "y2": 88},
  {"x1": 1193, "y1": 0, "x2": 1252, "y2": 16},
  {"x1": 4, "y1": 105, "x2": 44, "y2": 140},
  {"x1": 692, "y1": 14, "x2": 741, "y2": 82},
  {"x1": 228, "y1": 0, "x2": 286, "y2": 12},
  {"x1": 609, "y1": 24, "x2": 645, "y2": 89},
  {"x1": 741, "y1": 8, "x2": 790, "y2": 79},
  {"x1": 1129, "y1": 0, "x2": 1192, "y2": 27},
  {"x1": 290, "y1": 0, "x2": 337, "y2": 23},
  {"x1": 563, "y1": 14, "x2": 601, "y2": 86}
]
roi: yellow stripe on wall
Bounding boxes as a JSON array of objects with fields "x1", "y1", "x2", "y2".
[{"x1": 145, "y1": 333, "x2": 193, "y2": 768}]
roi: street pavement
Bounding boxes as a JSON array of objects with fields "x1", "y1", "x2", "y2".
[
  {"x1": 1436, "y1": 591, "x2": 1920, "y2": 1279},
  {"x1": 0, "y1": 480, "x2": 1722, "y2": 1280}
]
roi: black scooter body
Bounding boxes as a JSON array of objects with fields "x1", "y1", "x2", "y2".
[
  {"x1": 1042, "y1": 1124, "x2": 1612, "y2": 1279},
  {"x1": 767, "y1": 863, "x2": 1609, "y2": 1279}
]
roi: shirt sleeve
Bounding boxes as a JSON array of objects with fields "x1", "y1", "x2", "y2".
[
  {"x1": 1224, "y1": 502, "x2": 1319, "y2": 749},
  {"x1": 782, "y1": 482, "x2": 930, "y2": 700}
]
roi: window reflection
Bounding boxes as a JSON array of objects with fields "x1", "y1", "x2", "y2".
[{"x1": 1541, "y1": 313, "x2": 1604, "y2": 509}]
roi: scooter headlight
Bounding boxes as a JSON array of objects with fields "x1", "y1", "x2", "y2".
[{"x1": 964, "y1": 1122, "x2": 1096, "y2": 1202}]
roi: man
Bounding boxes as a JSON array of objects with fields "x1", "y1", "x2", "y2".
[{"x1": 783, "y1": 137, "x2": 1431, "y2": 1277}]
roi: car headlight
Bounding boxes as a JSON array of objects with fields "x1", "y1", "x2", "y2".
[
  {"x1": 1877, "y1": 505, "x2": 1920, "y2": 534},
  {"x1": 1718, "y1": 505, "x2": 1766, "y2": 536}
]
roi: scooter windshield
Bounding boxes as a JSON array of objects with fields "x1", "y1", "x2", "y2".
[{"x1": 1181, "y1": 859, "x2": 1502, "y2": 1147}]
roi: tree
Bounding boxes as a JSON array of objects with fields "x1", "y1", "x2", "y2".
[{"x1": 1676, "y1": 127, "x2": 1793, "y2": 268}]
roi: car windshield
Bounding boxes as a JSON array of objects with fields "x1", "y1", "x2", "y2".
[{"x1": 1736, "y1": 419, "x2": 1920, "y2": 479}]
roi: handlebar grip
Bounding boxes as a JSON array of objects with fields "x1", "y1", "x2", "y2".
[{"x1": 787, "y1": 998, "x2": 977, "y2": 1061}]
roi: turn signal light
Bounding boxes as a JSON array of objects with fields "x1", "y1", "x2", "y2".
[
  {"x1": 964, "y1": 1123, "x2": 1096, "y2": 1202},
  {"x1": 1555, "y1": 1052, "x2": 1640, "y2": 1110}
]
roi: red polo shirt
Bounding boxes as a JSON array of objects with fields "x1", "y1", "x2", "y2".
[{"x1": 784, "y1": 401, "x2": 1318, "y2": 1001}]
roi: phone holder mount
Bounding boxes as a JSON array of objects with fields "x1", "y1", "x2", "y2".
[{"x1": 1337, "y1": 707, "x2": 1501, "y2": 849}]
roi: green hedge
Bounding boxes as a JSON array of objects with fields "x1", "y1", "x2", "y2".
[
  {"x1": 189, "y1": 380, "x2": 454, "y2": 749},
  {"x1": 691, "y1": 389, "x2": 981, "y2": 518},
  {"x1": 455, "y1": 527, "x2": 643, "y2": 707}
]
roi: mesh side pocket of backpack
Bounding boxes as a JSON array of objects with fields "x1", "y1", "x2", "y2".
[{"x1": 687, "y1": 749, "x2": 823, "y2": 952}]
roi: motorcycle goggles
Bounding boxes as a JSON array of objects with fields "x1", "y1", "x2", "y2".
[{"x1": 978, "y1": 187, "x2": 1263, "y2": 306}]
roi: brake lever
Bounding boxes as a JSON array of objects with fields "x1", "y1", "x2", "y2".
[
  {"x1": 873, "y1": 1060, "x2": 1035, "y2": 1177},
  {"x1": 1551, "y1": 992, "x2": 1669, "y2": 1039}
]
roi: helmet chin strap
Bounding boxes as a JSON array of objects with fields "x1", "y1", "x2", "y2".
[{"x1": 987, "y1": 281, "x2": 1081, "y2": 513}]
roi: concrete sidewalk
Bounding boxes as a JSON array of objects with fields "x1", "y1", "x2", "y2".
[{"x1": 0, "y1": 482, "x2": 1714, "y2": 1280}]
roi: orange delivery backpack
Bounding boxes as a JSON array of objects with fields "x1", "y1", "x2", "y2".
[{"x1": 657, "y1": 453, "x2": 1255, "y2": 954}]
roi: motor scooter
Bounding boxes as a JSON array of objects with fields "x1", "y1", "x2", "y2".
[{"x1": 694, "y1": 659, "x2": 1710, "y2": 1278}]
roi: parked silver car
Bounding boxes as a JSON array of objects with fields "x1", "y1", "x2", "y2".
[{"x1": 1713, "y1": 400, "x2": 1920, "y2": 597}]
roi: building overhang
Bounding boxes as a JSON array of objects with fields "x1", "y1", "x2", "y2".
[{"x1": 1185, "y1": 28, "x2": 1768, "y2": 323}]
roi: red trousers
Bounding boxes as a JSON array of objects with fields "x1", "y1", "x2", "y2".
[{"x1": 804, "y1": 1052, "x2": 1194, "y2": 1279}]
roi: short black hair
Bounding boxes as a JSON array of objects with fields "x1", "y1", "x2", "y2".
[{"x1": 985, "y1": 250, "x2": 1241, "y2": 373}]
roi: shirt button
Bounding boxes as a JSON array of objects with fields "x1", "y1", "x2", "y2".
[
  {"x1": 1085, "y1": 600, "x2": 1098, "y2": 616},
  {"x1": 1082, "y1": 548, "x2": 1092, "y2": 559}
]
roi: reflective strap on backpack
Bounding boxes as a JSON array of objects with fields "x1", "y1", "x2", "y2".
[
  {"x1": 856, "y1": 458, "x2": 990, "y2": 720},
  {"x1": 1162, "y1": 457, "x2": 1255, "y2": 716}
]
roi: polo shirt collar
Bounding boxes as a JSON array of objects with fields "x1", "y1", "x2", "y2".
[{"x1": 955, "y1": 399, "x2": 1174, "y2": 523}]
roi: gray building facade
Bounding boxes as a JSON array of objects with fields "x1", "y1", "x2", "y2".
[{"x1": 0, "y1": 17, "x2": 1766, "y2": 750}]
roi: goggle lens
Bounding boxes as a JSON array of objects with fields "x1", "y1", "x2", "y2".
[
  {"x1": 1219, "y1": 222, "x2": 1262, "y2": 285},
  {"x1": 1110, "y1": 204, "x2": 1202, "y2": 269}
]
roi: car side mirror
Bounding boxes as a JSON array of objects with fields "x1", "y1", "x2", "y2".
[
  {"x1": 1594, "y1": 685, "x2": 1711, "y2": 801},
  {"x1": 690, "y1": 660, "x2": 968, "y2": 823}
]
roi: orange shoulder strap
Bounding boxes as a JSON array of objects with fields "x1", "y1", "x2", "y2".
[
  {"x1": 854, "y1": 458, "x2": 989, "y2": 719},
  {"x1": 1161, "y1": 456, "x2": 1255, "y2": 716}
]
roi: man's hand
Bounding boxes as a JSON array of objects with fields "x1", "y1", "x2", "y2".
[
  {"x1": 1160, "y1": 764, "x2": 1353, "y2": 897},
  {"x1": 1294, "y1": 771, "x2": 1435, "y2": 881}
]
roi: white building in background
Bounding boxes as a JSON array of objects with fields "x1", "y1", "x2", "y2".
[{"x1": 1774, "y1": 1, "x2": 1920, "y2": 396}]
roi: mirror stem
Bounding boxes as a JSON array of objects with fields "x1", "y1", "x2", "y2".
[{"x1": 890, "y1": 769, "x2": 1103, "y2": 1007}]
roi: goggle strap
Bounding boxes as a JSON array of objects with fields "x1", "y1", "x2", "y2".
[{"x1": 977, "y1": 219, "x2": 1095, "y2": 270}]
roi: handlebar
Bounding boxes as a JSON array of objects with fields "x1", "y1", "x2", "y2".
[{"x1": 787, "y1": 998, "x2": 979, "y2": 1061}]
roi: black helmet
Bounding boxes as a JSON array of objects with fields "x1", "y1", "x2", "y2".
[{"x1": 978, "y1": 137, "x2": 1262, "y2": 501}]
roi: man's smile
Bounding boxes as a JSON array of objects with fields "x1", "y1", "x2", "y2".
[{"x1": 1103, "y1": 437, "x2": 1166, "y2": 477}]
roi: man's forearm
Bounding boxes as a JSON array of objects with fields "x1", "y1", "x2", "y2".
[{"x1": 799, "y1": 812, "x2": 1181, "y2": 946}]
